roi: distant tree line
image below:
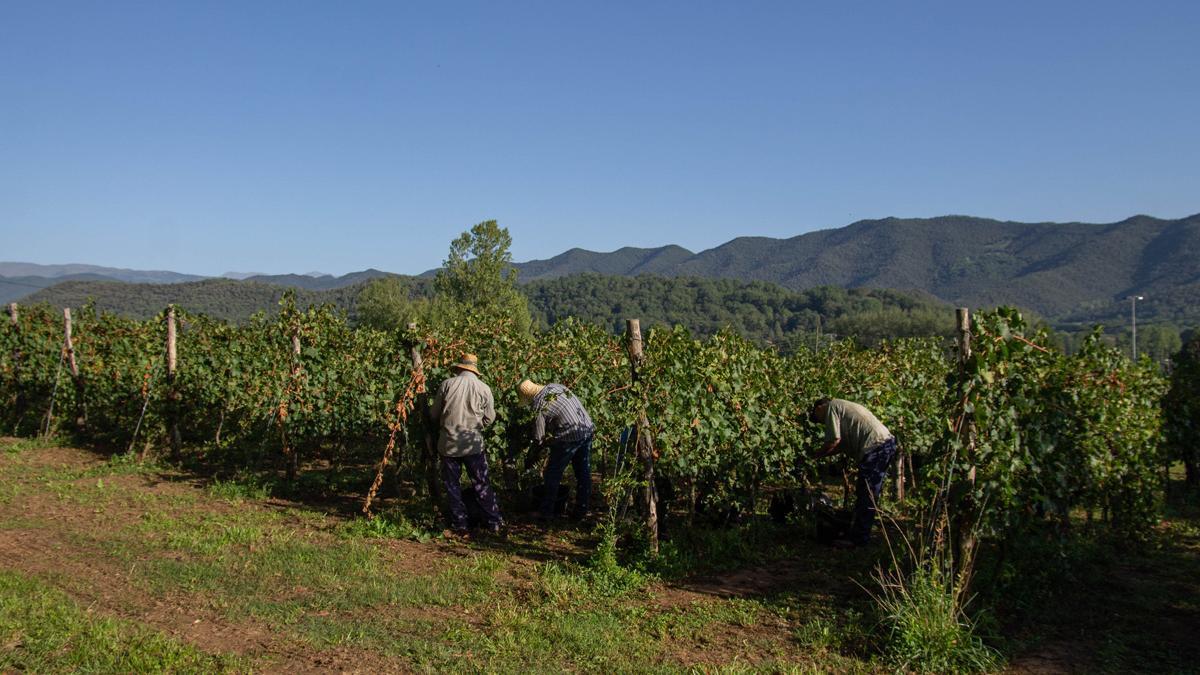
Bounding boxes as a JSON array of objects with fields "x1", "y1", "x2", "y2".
[
  {"x1": 520, "y1": 273, "x2": 957, "y2": 351},
  {"x1": 26, "y1": 268, "x2": 1196, "y2": 360}
]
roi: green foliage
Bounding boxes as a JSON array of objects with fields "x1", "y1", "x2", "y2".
[
  {"x1": 25, "y1": 277, "x2": 368, "y2": 323},
  {"x1": 340, "y1": 509, "x2": 435, "y2": 543},
  {"x1": 207, "y1": 474, "x2": 273, "y2": 501},
  {"x1": 646, "y1": 520, "x2": 796, "y2": 579},
  {"x1": 1134, "y1": 323, "x2": 1184, "y2": 363},
  {"x1": 934, "y1": 310, "x2": 1167, "y2": 541},
  {"x1": 356, "y1": 276, "x2": 432, "y2": 331},
  {"x1": 0, "y1": 289, "x2": 1171, "y2": 572},
  {"x1": 535, "y1": 524, "x2": 651, "y2": 604},
  {"x1": 1165, "y1": 333, "x2": 1200, "y2": 484},
  {"x1": 873, "y1": 558, "x2": 1000, "y2": 673},
  {"x1": 526, "y1": 273, "x2": 954, "y2": 350},
  {"x1": 434, "y1": 220, "x2": 532, "y2": 334}
]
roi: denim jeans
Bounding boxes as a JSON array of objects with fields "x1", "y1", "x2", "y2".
[
  {"x1": 850, "y1": 437, "x2": 897, "y2": 545},
  {"x1": 441, "y1": 453, "x2": 502, "y2": 530},
  {"x1": 540, "y1": 436, "x2": 593, "y2": 519}
]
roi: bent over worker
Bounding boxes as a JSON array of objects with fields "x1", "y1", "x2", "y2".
[
  {"x1": 518, "y1": 379, "x2": 595, "y2": 521},
  {"x1": 431, "y1": 354, "x2": 503, "y2": 535},
  {"x1": 809, "y1": 397, "x2": 897, "y2": 547}
]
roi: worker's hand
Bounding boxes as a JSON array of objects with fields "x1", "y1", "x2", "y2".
[{"x1": 523, "y1": 447, "x2": 540, "y2": 470}]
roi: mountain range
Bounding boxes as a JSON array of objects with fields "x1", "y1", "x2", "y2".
[
  {"x1": 5, "y1": 212, "x2": 1199, "y2": 327},
  {"x1": 509, "y1": 214, "x2": 1200, "y2": 326}
]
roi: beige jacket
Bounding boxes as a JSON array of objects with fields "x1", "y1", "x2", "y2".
[{"x1": 431, "y1": 371, "x2": 495, "y2": 457}]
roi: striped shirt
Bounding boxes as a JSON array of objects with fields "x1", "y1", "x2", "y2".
[{"x1": 532, "y1": 384, "x2": 594, "y2": 446}]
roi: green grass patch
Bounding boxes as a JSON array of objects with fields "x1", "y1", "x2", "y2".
[
  {"x1": 207, "y1": 473, "x2": 274, "y2": 502},
  {"x1": 979, "y1": 499, "x2": 1200, "y2": 673},
  {"x1": 2, "y1": 436, "x2": 64, "y2": 455},
  {"x1": 339, "y1": 507, "x2": 436, "y2": 543},
  {"x1": 137, "y1": 529, "x2": 505, "y2": 624},
  {"x1": 464, "y1": 602, "x2": 658, "y2": 672},
  {"x1": 0, "y1": 569, "x2": 245, "y2": 673},
  {"x1": 136, "y1": 509, "x2": 268, "y2": 556},
  {"x1": 643, "y1": 519, "x2": 795, "y2": 579},
  {"x1": 791, "y1": 607, "x2": 871, "y2": 656}
]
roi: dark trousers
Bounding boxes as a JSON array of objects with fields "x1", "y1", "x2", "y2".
[
  {"x1": 441, "y1": 453, "x2": 502, "y2": 530},
  {"x1": 540, "y1": 436, "x2": 592, "y2": 519},
  {"x1": 850, "y1": 437, "x2": 898, "y2": 545}
]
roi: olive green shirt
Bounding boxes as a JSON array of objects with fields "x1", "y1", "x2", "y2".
[{"x1": 823, "y1": 399, "x2": 892, "y2": 462}]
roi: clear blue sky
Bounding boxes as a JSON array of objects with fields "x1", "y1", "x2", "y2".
[{"x1": 2, "y1": 1, "x2": 1197, "y2": 276}]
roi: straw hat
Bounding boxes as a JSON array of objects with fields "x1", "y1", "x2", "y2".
[
  {"x1": 452, "y1": 354, "x2": 481, "y2": 376},
  {"x1": 517, "y1": 379, "x2": 545, "y2": 404}
]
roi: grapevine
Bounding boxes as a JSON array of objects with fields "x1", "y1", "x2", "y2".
[{"x1": 0, "y1": 299, "x2": 1169, "y2": 556}]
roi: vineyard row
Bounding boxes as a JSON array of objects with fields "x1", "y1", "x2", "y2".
[{"x1": 0, "y1": 299, "x2": 1168, "y2": 545}]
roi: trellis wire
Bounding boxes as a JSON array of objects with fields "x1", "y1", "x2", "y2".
[
  {"x1": 40, "y1": 347, "x2": 66, "y2": 438},
  {"x1": 128, "y1": 343, "x2": 169, "y2": 456}
]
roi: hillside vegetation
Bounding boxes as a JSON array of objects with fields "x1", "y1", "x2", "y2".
[
  {"x1": 11, "y1": 212, "x2": 1200, "y2": 341},
  {"x1": 513, "y1": 213, "x2": 1200, "y2": 324},
  {"x1": 23, "y1": 274, "x2": 953, "y2": 350}
]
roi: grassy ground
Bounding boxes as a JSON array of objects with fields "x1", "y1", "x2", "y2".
[
  {"x1": 986, "y1": 476, "x2": 1200, "y2": 674},
  {"x1": 0, "y1": 437, "x2": 1197, "y2": 673}
]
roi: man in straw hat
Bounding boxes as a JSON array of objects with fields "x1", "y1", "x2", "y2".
[
  {"x1": 518, "y1": 379, "x2": 595, "y2": 522},
  {"x1": 431, "y1": 354, "x2": 503, "y2": 535},
  {"x1": 808, "y1": 397, "x2": 897, "y2": 548}
]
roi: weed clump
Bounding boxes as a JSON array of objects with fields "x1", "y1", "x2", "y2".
[
  {"x1": 340, "y1": 508, "x2": 434, "y2": 542},
  {"x1": 872, "y1": 555, "x2": 999, "y2": 673},
  {"x1": 538, "y1": 524, "x2": 652, "y2": 605}
]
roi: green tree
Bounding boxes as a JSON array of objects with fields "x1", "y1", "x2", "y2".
[
  {"x1": 1165, "y1": 333, "x2": 1200, "y2": 487},
  {"x1": 433, "y1": 220, "x2": 532, "y2": 334},
  {"x1": 355, "y1": 277, "x2": 430, "y2": 331},
  {"x1": 1139, "y1": 323, "x2": 1183, "y2": 363}
]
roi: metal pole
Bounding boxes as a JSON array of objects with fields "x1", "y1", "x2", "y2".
[
  {"x1": 1131, "y1": 297, "x2": 1137, "y2": 360},
  {"x1": 1127, "y1": 295, "x2": 1143, "y2": 360}
]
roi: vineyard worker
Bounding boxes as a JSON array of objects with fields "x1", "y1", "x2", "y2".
[
  {"x1": 431, "y1": 354, "x2": 503, "y2": 535},
  {"x1": 518, "y1": 379, "x2": 595, "y2": 522},
  {"x1": 809, "y1": 397, "x2": 897, "y2": 547}
]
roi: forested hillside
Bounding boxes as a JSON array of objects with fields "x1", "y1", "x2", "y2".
[
  {"x1": 523, "y1": 274, "x2": 954, "y2": 346},
  {"x1": 11, "y1": 212, "x2": 1200, "y2": 334},
  {"x1": 22, "y1": 274, "x2": 953, "y2": 350},
  {"x1": 513, "y1": 213, "x2": 1200, "y2": 322},
  {"x1": 23, "y1": 279, "x2": 367, "y2": 323}
]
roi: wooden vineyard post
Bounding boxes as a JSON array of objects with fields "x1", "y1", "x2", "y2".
[
  {"x1": 409, "y1": 323, "x2": 440, "y2": 509},
  {"x1": 895, "y1": 444, "x2": 906, "y2": 502},
  {"x1": 8, "y1": 303, "x2": 22, "y2": 431},
  {"x1": 166, "y1": 306, "x2": 181, "y2": 460},
  {"x1": 954, "y1": 307, "x2": 978, "y2": 575},
  {"x1": 956, "y1": 308, "x2": 976, "y2": 487},
  {"x1": 626, "y1": 319, "x2": 658, "y2": 556},
  {"x1": 63, "y1": 308, "x2": 86, "y2": 432},
  {"x1": 285, "y1": 324, "x2": 302, "y2": 481}
]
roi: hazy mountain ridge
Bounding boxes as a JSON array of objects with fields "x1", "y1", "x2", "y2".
[
  {"x1": 7, "y1": 213, "x2": 1200, "y2": 326},
  {"x1": 0, "y1": 262, "x2": 205, "y2": 284}
]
